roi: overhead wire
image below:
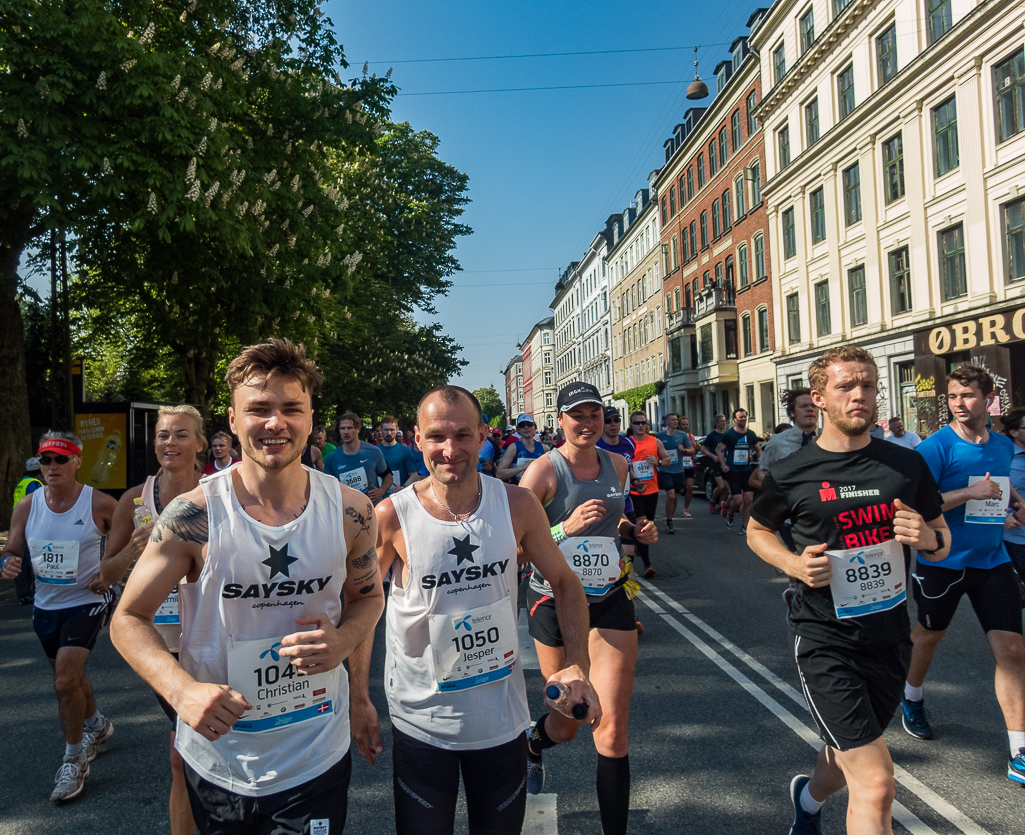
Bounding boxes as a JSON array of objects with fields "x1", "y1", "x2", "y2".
[{"x1": 367, "y1": 42, "x2": 739, "y2": 65}]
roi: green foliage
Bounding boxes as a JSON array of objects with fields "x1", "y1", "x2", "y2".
[
  {"x1": 613, "y1": 382, "x2": 665, "y2": 415},
  {"x1": 473, "y1": 386, "x2": 504, "y2": 423}
]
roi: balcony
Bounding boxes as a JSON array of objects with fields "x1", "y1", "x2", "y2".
[
  {"x1": 694, "y1": 284, "x2": 736, "y2": 318},
  {"x1": 665, "y1": 308, "x2": 695, "y2": 333}
]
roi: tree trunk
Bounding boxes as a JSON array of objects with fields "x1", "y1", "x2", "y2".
[{"x1": 0, "y1": 238, "x2": 33, "y2": 530}]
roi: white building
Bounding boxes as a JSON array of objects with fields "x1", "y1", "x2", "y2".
[
  {"x1": 503, "y1": 353, "x2": 523, "y2": 422},
  {"x1": 526, "y1": 317, "x2": 557, "y2": 428}
]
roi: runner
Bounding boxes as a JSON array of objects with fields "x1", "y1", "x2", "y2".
[
  {"x1": 110, "y1": 338, "x2": 385, "y2": 834},
  {"x1": 496, "y1": 413, "x2": 545, "y2": 484},
  {"x1": 626, "y1": 411, "x2": 670, "y2": 578},
  {"x1": 324, "y1": 411, "x2": 393, "y2": 503},
  {"x1": 12, "y1": 456, "x2": 44, "y2": 605},
  {"x1": 1, "y1": 431, "x2": 118, "y2": 802},
  {"x1": 312, "y1": 424, "x2": 336, "y2": 457},
  {"x1": 885, "y1": 417, "x2": 921, "y2": 450},
  {"x1": 677, "y1": 416, "x2": 698, "y2": 519},
  {"x1": 349, "y1": 385, "x2": 599, "y2": 835},
  {"x1": 717, "y1": 409, "x2": 762, "y2": 535},
  {"x1": 521, "y1": 383, "x2": 657, "y2": 835},
  {"x1": 202, "y1": 431, "x2": 238, "y2": 475},
  {"x1": 378, "y1": 415, "x2": 417, "y2": 493},
  {"x1": 749, "y1": 388, "x2": 818, "y2": 493},
  {"x1": 899, "y1": 366, "x2": 1025, "y2": 784},
  {"x1": 698, "y1": 414, "x2": 729, "y2": 514},
  {"x1": 1001, "y1": 408, "x2": 1025, "y2": 599},
  {"x1": 300, "y1": 433, "x2": 324, "y2": 472},
  {"x1": 747, "y1": 346, "x2": 949, "y2": 834},
  {"x1": 100, "y1": 405, "x2": 206, "y2": 835},
  {"x1": 656, "y1": 413, "x2": 696, "y2": 532}
]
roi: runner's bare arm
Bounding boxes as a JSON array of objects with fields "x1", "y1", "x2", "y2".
[
  {"x1": 517, "y1": 454, "x2": 557, "y2": 515},
  {"x1": 495, "y1": 443, "x2": 520, "y2": 482},
  {"x1": 653, "y1": 439, "x2": 671, "y2": 467},
  {"x1": 939, "y1": 471, "x2": 1004, "y2": 510},
  {"x1": 100, "y1": 486, "x2": 152, "y2": 585},
  {"x1": 0, "y1": 497, "x2": 32, "y2": 580},
  {"x1": 747, "y1": 518, "x2": 831, "y2": 587},
  {"x1": 748, "y1": 467, "x2": 765, "y2": 490}
]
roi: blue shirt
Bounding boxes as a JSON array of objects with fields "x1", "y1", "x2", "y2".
[
  {"x1": 1006, "y1": 443, "x2": 1025, "y2": 546},
  {"x1": 378, "y1": 442, "x2": 416, "y2": 492},
  {"x1": 656, "y1": 430, "x2": 693, "y2": 474},
  {"x1": 596, "y1": 434, "x2": 636, "y2": 515},
  {"x1": 917, "y1": 424, "x2": 1015, "y2": 570},
  {"x1": 323, "y1": 442, "x2": 390, "y2": 503}
]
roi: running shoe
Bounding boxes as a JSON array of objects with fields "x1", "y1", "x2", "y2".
[
  {"x1": 726, "y1": 513, "x2": 735, "y2": 529},
  {"x1": 665, "y1": 519, "x2": 675, "y2": 535},
  {"x1": 636, "y1": 620, "x2": 644, "y2": 636},
  {"x1": 739, "y1": 525, "x2": 747, "y2": 535},
  {"x1": 643, "y1": 567, "x2": 655, "y2": 579},
  {"x1": 900, "y1": 697, "x2": 933, "y2": 740},
  {"x1": 788, "y1": 775, "x2": 822, "y2": 834},
  {"x1": 1008, "y1": 748, "x2": 1025, "y2": 785},
  {"x1": 709, "y1": 502, "x2": 718, "y2": 514},
  {"x1": 525, "y1": 731, "x2": 545, "y2": 795},
  {"x1": 85, "y1": 716, "x2": 114, "y2": 749},
  {"x1": 82, "y1": 731, "x2": 97, "y2": 763},
  {"x1": 682, "y1": 509, "x2": 692, "y2": 519},
  {"x1": 721, "y1": 503, "x2": 729, "y2": 518},
  {"x1": 50, "y1": 753, "x2": 89, "y2": 802}
]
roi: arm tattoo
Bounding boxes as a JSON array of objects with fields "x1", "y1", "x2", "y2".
[
  {"x1": 151, "y1": 498, "x2": 209, "y2": 544},
  {"x1": 345, "y1": 504, "x2": 373, "y2": 538},
  {"x1": 351, "y1": 545, "x2": 378, "y2": 571}
]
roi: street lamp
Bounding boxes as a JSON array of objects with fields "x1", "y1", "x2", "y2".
[{"x1": 686, "y1": 46, "x2": 709, "y2": 100}]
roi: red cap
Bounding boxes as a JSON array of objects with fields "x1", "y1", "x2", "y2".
[{"x1": 37, "y1": 438, "x2": 82, "y2": 457}]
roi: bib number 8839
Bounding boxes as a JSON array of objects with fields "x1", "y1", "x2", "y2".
[{"x1": 845, "y1": 562, "x2": 892, "y2": 585}]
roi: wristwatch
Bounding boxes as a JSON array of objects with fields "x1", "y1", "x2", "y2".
[{"x1": 919, "y1": 529, "x2": 945, "y2": 556}]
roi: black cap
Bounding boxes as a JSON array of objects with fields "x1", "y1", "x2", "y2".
[
  {"x1": 557, "y1": 382, "x2": 604, "y2": 413},
  {"x1": 603, "y1": 406, "x2": 621, "y2": 421}
]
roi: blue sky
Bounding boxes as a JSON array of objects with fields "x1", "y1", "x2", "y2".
[{"x1": 329, "y1": 0, "x2": 760, "y2": 396}]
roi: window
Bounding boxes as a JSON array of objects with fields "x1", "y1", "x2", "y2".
[
  {"x1": 738, "y1": 243, "x2": 749, "y2": 287},
  {"x1": 700, "y1": 212, "x2": 708, "y2": 248},
  {"x1": 782, "y1": 207, "x2": 797, "y2": 259},
  {"x1": 671, "y1": 235, "x2": 679, "y2": 269},
  {"x1": 939, "y1": 224, "x2": 967, "y2": 300},
  {"x1": 660, "y1": 196, "x2": 668, "y2": 224},
  {"x1": 703, "y1": 270, "x2": 711, "y2": 288},
  {"x1": 544, "y1": 371, "x2": 552, "y2": 386},
  {"x1": 848, "y1": 265, "x2": 868, "y2": 326},
  {"x1": 735, "y1": 175, "x2": 746, "y2": 218},
  {"x1": 742, "y1": 314, "x2": 752, "y2": 356},
  {"x1": 543, "y1": 349, "x2": 551, "y2": 362},
  {"x1": 725, "y1": 319, "x2": 738, "y2": 359},
  {"x1": 715, "y1": 262, "x2": 724, "y2": 288},
  {"x1": 682, "y1": 226, "x2": 690, "y2": 261},
  {"x1": 719, "y1": 128, "x2": 728, "y2": 165},
  {"x1": 732, "y1": 110, "x2": 742, "y2": 151},
  {"x1": 883, "y1": 133, "x2": 905, "y2": 203},
  {"x1": 814, "y1": 281, "x2": 831, "y2": 336},
  {"x1": 674, "y1": 287, "x2": 682, "y2": 310},
  {"x1": 995, "y1": 51, "x2": 1025, "y2": 143},
  {"x1": 1006, "y1": 198, "x2": 1025, "y2": 283},
  {"x1": 773, "y1": 41, "x2": 786, "y2": 84},
  {"x1": 933, "y1": 96, "x2": 959, "y2": 177},
  {"x1": 837, "y1": 64, "x2": 855, "y2": 119},
  {"x1": 697, "y1": 154, "x2": 705, "y2": 188},
  {"x1": 757, "y1": 307, "x2": 770, "y2": 352},
  {"x1": 778, "y1": 124, "x2": 791, "y2": 168},
  {"x1": 786, "y1": 292, "x2": 801, "y2": 343},
  {"x1": 722, "y1": 190, "x2": 731, "y2": 230},
  {"x1": 709, "y1": 140, "x2": 718, "y2": 176},
  {"x1": 889, "y1": 247, "x2": 912, "y2": 314},
  {"x1": 699, "y1": 323, "x2": 713, "y2": 364},
  {"x1": 842, "y1": 162, "x2": 862, "y2": 226},
  {"x1": 877, "y1": 23, "x2": 898, "y2": 85},
  {"x1": 927, "y1": 0, "x2": 952, "y2": 45},
  {"x1": 545, "y1": 393, "x2": 553, "y2": 408},
  {"x1": 689, "y1": 221, "x2": 697, "y2": 254},
  {"x1": 810, "y1": 187, "x2": 826, "y2": 244},
  {"x1": 805, "y1": 98, "x2": 820, "y2": 145},
  {"x1": 747, "y1": 91, "x2": 759, "y2": 135},
  {"x1": 686, "y1": 168, "x2": 695, "y2": 201},
  {"x1": 754, "y1": 233, "x2": 766, "y2": 279},
  {"x1": 669, "y1": 185, "x2": 677, "y2": 217},
  {"x1": 712, "y1": 200, "x2": 721, "y2": 239},
  {"x1": 800, "y1": 7, "x2": 816, "y2": 54},
  {"x1": 750, "y1": 158, "x2": 762, "y2": 205},
  {"x1": 833, "y1": 0, "x2": 852, "y2": 14}
]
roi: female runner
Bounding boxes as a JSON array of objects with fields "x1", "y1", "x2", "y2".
[
  {"x1": 625, "y1": 411, "x2": 670, "y2": 578},
  {"x1": 521, "y1": 383, "x2": 657, "y2": 835},
  {"x1": 100, "y1": 405, "x2": 206, "y2": 835}
]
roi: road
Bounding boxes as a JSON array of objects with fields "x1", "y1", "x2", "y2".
[{"x1": 0, "y1": 496, "x2": 1022, "y2": 834}]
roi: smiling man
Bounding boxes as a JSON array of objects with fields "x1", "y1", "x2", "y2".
[
  {"x1": 324, "y1": 412, "x2": 393, "y2": 504},
  {"x1": 111, "y1": 338, "x2": 384, "y2": 835}
]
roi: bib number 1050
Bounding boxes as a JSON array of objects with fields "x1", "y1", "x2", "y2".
[
  {"x1": 845, "y1": 562, "x2": 892, "y2": 586},
  {"x1": 452, "y1": 627, "x2": 500, "y2": 653}
]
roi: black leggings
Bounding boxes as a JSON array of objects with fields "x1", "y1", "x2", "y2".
[
  {"x1": 393, "y1": 727, "x2": 527, "y2": 835},
  {"x1": 630, "y1": 491, "x2": 659, "y2": 568}
]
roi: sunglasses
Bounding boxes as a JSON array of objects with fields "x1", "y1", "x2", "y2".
[
  {"x1": 518, "y1": 422, "x2": 535, "y2": 428},
  {"x1": 39, "y1": 454, "x2": 72, "y2": 465},
  {"x1": 607, "y1": 417, "x2": 621, "y2": 423},
  {"x1": 631, "y1": 420, "x2": 648, "y2": 426}
]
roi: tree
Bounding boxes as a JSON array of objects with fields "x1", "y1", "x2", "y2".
[{"x1": 473, "y1": 387, "x2": 504, "y2": 424}]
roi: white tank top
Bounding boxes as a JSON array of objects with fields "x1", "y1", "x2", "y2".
[
  {"x1": 386, "y1": 476, "x2": 530, "y2": 750},
  {"x1": 26, "y1": 485, "x2": 105, "y2": 611},
  {"x1": 141, "y1": 476, "x2": 183, "y2": 653},
  {"x1": 175, "y1": 467, "x2": 351, "y2": 796}
]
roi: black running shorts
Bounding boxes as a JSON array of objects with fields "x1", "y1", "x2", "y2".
[
  {"x1": 657, "y1": 471, "x2": 688, "y2": 492},
  {"x1": 726, "y1": 469, "x2": 754, "y2": 495},
  {"x1": 792, "y1": 632, "x2": 911, "y2": 752},
  {"x1": 392, "y1": 727, "x2": 526, "y2": 835},
  {"x1": 33, "y1": 601, "x2": 109, "y2": 660},
  {"x1": 526, "y1": 584, "x2": 636, "y2": 647},
  {"x1": 184, "y1": 751, "x2": 351, "y2": 835},
  {"x1": 911, "y1": 561, "x2": 1023, "y2": 634}
]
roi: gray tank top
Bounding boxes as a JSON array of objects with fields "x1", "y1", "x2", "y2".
[{"x1": 530, "y1": 448, "x2": 625, "y2": 598}]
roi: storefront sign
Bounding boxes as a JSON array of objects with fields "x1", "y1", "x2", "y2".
[{"x1": 925, "y1": 307, "x2": 1025, "y2": 354}]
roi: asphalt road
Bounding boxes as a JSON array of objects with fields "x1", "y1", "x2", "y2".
[{"x1": 1, "y1": 495, "x2": 1022, "y2": 834}]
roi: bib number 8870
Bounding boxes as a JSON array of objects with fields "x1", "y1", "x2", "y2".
[
  {"x1": 452, "y1": 627, "x2": 500, "y2": 652},
  {"x1": 572, "y1": 554, "x2": 610, "y2": 568},
  {"x1": 845, "y1": 563, "x2": 892, "y2": 584}
]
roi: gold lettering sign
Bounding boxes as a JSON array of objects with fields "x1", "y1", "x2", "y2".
[{"x1": 926, "y1": 306, "x2": 1025, "y2": 354}]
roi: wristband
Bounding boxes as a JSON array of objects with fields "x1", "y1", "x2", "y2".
[{"x1": 551, "y1": 522, "x2": 567, "y2": 544}]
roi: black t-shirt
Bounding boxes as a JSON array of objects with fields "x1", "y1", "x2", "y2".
[
  {"x1": 703, "y1": 431, "x2": 724, "y2": 463},
  {"x1": 752, "y1": 438, "x2": 943, "y2": 649},
  {"x1": 720, "y1": 429, "x2": 760, "y2": 471}
]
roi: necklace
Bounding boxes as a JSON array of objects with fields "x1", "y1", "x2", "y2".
[{"x1": 430, "y1": 475, "x2": 482, "y2": 521}]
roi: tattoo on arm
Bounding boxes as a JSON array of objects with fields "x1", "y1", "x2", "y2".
[
  {"x1": 151, "y1": 498, "x2": 209, "y2": 544},
  {"x1": 345, "y1": 504, "x2": 373, "y2": 538},
  {"x1": 351, "y1": 546, "x2": 378, "y2": 571}
]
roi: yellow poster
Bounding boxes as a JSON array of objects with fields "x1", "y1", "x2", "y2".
[{"x1": 75, "y1": 413, "x2": 127, "y2": 491}]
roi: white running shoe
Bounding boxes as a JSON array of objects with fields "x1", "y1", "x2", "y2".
[{"x1": 50, "y1": 753, "x2": 89, "y2": 802}]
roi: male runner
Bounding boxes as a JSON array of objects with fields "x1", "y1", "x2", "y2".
[
  {"x1": 656, "y1": 413, "x2": 695, "y2": 531},
  {"x1": 899, "y1": 365, "x2": 1025, "y2": 784},
  {"x1": 111, "y1": 339, "x2": 385, "y2": 834},
  {"x1": 748, "y1": 345, "x2": 949, "y2": 834},
  {"x1": 378, "y1": 415, "x2": 417, "y2": 493},
  {"x1": 678, "y1": 416, "x2": 698, "y2": 518},
  {"x1": 885, "y1": 417, "x2": 921, "y2": 450},
  {"x1": 1, "y1": 431, "x2": 118, "y2": 802},
  {"x1": 496, "y1": 413, "x2": 545, "y2": 484},
  {"x1": 717, "y1": 408, "x2": 762, "y2": 534},
  {"x1": 750, "y1": 388, "x2": 818, "y2": 492},
  {"x1": 699, "y1": 414, "x2": 729, "y2": 514},
  {"x1": 349, "y1": 386, "x2": 599, "y2": 835},
  {"x1": 202, "y1": 431, "x2": 238, "y2": 475},
  {"x1": 324, "y1": 412, "x2": 393, "y2": 503},
  {"x1": 312, "y1": 424, "x2": 336, "y2": 456}
]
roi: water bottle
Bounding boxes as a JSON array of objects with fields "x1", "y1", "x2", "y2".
[
  {"x1": 133, "y1": 497, "x2": 154, "y2": 528},
  {"x1": 544, "y1": 682, "x2": 588, "y2": 720}
]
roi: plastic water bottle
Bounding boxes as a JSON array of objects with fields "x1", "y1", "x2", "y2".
[
  {"x1": 133, "y1": 497, "x2": 154, "y2": 528},
  {"x1": 544, "y1": 682, "x2": 588, "y2": 719}
]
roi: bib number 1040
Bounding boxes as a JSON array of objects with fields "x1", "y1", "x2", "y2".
[{"x1": 252, "y1": 662, "x2": 299, "y2": 688}]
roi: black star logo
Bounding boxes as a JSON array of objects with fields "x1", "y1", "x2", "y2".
[
  {"x1": 448, "y1": 536, "x2": 479, "y2": 566},
  {"x1": 263, "y1": 544, "x2": 299, "y2": 579}
]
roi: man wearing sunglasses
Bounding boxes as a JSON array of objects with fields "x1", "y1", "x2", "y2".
[
  {"x1": 497, "y1": 413, "x2": 545, "y2": 485},
  {"x1": 1, "y1": 432, "x2": 118, "y2": 802}
]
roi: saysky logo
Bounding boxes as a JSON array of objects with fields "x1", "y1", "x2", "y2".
[
  {"x1": 259, "y1": 641, "x2": 284, "y2": 662},
  {"x1": 454, "y1": 615, "x2": 473, "y2": 632},
  {"x1": 819, "y1": 482, "x2": 838, "y2": 501},
  {"x1": 848, "y1": 551, "x2": 867, "y2": 565}
]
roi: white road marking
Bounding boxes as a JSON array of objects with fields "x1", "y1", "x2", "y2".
[
  {"x1": 519, "y1": 607, "x2": 539, "y2": 670},
  {"x1": 636, "y1": 584, "x2": 992, "y2": 835},
  {"x1": 523, "y1": 793, "x2": 559, "y2": 834}
]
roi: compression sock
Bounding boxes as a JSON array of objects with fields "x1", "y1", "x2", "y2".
[
  {"x1": 84, "y1": 710, "x2": 104, "y2": 731},
  {"x1": 528, "y1": 714, "x2": 558, "y2": 759},
  {"x1": 65, "y1": 742, "x2": 84, "y2": 759},
  {"x1": 801, "y1": 783, "x2": 825, "y2": 814},
  {"x1": 596, "y1": 754, "x2": 630, "y2": 835},
  {"x1": 904, "y1": 682, "x2": 923, "y2": 702},
  {"x1": 1009, "y1": 730, "x2": 1025, "y2": 757}
]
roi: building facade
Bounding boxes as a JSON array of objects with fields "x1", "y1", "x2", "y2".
[
  {"x1": 578, "y1": 229, "x2": 615, "y2": 401},
  {"x1": 503, "y1": 353, "x2": 523, "y2": 422},
  {"x1": 526, "y1": 317, "x2": 557, "y2": 428},
  {"x1": 752, "y1": 0, "x2": 1025, "y2": 432}
]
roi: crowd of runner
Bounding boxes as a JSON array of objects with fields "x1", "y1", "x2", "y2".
[{"x1": 3, "y1": 337, "x2": 1025, "y2": 835}]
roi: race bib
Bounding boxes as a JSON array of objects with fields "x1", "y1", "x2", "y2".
[
  {"x1": 560, "y1": 536, "x2": 620, "y2": 595},
  {"x1": 733, "y1": 448, "x2": 749, "y2": 465},
  {"x1": 964, "y1": 476, "x2": 1010, "y2": 524},
  {"x1": 665, "y1": 448, "x2": 679, "y2": 465},
  {"x1": 29, "y1": 539, "x2": 79, "y2": 585},
  {"x1": 680, "y1": 456, "x2": 694, "y2": 469},
  {"x1": 632, "y1": 460, "x2": 655, "y2": 481},
  {"x1": 428, "y1": 598, "x2": 518, "y2": 692},
  {"x1": 155, "y1": 584, "x2": 182, "y2": 625},
  {"x1": 390, "y1": 469, "x2": 401, "y2": 491},
  {"x1": 826, "y1": 540, "x2": 905, "y2": 619},
  {"x1": 338, "y1": 467, "x2": 368, "y2": 493},
  {"x1": 227, "y1": 637, "x2": 338, "y2": 733}
]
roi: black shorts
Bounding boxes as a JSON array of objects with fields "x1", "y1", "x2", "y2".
[
  {"x1": 392, "y1": 727, "x2": 525, "y2": 835},
  {"x1": 726, "y1": 468, "x2": 754, "y2": 495},
  {"x1": 911, "y1": 561, "x2": 1023, "y2": 634},
  {"x1": 657, "y1": 471, "x2": 688, "y2": 492},
  {"x1": 33, "y1": 601, "x2": 109, "y2": 660},
  {"x1": 184, "y1": 751, "x2": 351, "y2": 835},
  {"x1": 526, "y1": 584, "x2": 636, "y2": 647},
  {"x1": 792, "y1": 633, "x2": 911, "y2": 751}
]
